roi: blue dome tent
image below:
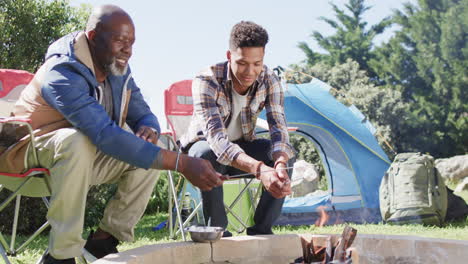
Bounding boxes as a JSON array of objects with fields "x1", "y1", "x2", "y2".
[{"x1": 259, "y1": 79, "x2": 391, "y2": 225}]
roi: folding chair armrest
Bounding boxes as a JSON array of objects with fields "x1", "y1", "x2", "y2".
[
  {"x1": 0, "y1": 117, "x2": 32, "y2": 125},
  {"x1": 0, "y1": 168, "x2": 50, "y2": 179},
  {"x1": 159, "y1": 129, "x2": 178, "y2": 150},
  {"x1": 0, "y1": 117, "x2": 34, "y2": 138},
  {"x1": 0, "y1": 117, "x2": 40, "y2": 168},
  {"x1": 160, "y1": 129, "x2": 173, "y2": 137}
]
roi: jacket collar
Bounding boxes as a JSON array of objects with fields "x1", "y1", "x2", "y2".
[{"x1": 73, "y1": 32, "x2": 96, "y2": 77}]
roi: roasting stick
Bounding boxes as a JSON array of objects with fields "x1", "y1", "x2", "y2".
[{"x1": 221, "y1": 166, "x2": 296, "y2": 180}]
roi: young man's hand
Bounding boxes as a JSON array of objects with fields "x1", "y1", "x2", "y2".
[
  {"x1": 275, "y1": 162, "x2": 289, "y2": 183},
  {"x1": 258, "y1": 163, "x2": 291, "y2": 199},
  {"x1": 136, "y1": 125, "x2": 159, "y2": 144},
  {"x1": 275, "y1": 161, "x2": 291, "y2": 195},
  {"x1": 179, "y1": 155, "x2": 223, "y2": 191}
]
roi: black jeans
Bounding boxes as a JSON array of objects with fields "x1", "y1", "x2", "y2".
[{"x1": 188, "y1": 138, "x2": 294, "y2": 235}]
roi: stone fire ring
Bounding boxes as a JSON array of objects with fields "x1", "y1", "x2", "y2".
[{"x1": 93, "y1": 234, "x2": 468, "y2": 264}]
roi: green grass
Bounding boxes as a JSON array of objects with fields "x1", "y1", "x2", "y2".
[
  {"x1": 273, "y1": 219, "x2": 468, "y2": 240},
  {"x1": 4, "y1": 188, "x2": 468, "y2": 264}
]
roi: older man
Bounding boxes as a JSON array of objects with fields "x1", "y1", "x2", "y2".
[
  {"x1": 9, "y1": 5, "x2": 221, "y2": 264},
  {"x1": 180, "y1": 21, "x2": 295, "y2": 237}
]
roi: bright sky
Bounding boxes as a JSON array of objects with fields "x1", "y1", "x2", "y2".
[{"x1": 71, "y1": 0, "x2": 413, "y2": 128}]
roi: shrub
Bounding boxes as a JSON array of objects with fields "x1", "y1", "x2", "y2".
[
  {"x1": 0, "y1": 184, "x2": 117, "y2": 235},
  {"x1": 145, "y1": 171, "x2": 183, "y2": 215}
]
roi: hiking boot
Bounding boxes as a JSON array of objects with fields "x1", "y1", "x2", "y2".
[
  {"x1": 44, "y1": 254, "x2": 76, "y2": 264},
  {"x1": 83, "y1": 230, "x2": 119, "y2": 259}
]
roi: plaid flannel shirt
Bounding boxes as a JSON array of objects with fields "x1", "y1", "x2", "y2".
[{"x1": 180, "y1": 61, "x2": 294, "y2": 165}]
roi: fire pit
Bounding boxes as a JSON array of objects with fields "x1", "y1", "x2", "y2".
[{"x1": 94, "y1": 233, "x2": 468, "y2": 264}]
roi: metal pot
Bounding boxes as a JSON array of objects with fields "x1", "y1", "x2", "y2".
[{"x1": 185, "y1": 225, "x2": 224, "y2": 243}]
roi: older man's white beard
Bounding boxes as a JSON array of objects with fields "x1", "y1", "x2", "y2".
[{"x1": 106, "y1": 58, "x2": 128, "y2": 76}]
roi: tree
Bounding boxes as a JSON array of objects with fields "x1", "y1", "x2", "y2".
[
  {"x1": 298, "y1": 0, "x2": 391, "y2": 78},
  {"x1": 0, "y1": 0, "x2": 90, "y2": 72},
  {"x1": 286, "y1": 59, "x2": 411, "y2": 158},
  {"x1": 370, "y1": 0, "x2": 468, "y2": 157}
]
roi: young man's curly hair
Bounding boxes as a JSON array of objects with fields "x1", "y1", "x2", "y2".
[{"x1": 229, "y1": 21, "x2": 269, "y2": 50}]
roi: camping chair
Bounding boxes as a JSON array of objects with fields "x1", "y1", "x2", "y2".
[
  {"x1": 0, "y1": 69, "x2": 51, "y2": 264},
  {"x1": 0, "y1": 118, "x2": 52, "y2": 264},
  {"x1": 0, "y1": 70, "x2": 91, "y2": 264},
  {"x1": 162, "y1": 80, "x2": 202, "y2": 241},
  {"x1": 162, "y1": 80, "x2": 263, "y2": 239}
]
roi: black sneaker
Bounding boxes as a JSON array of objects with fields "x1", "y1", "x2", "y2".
[
  {"x1": 83, "y1": 230, "x2": 119, "y2": 259},
  {"x1": 222, "y1": 230, "x2": 233, "y2": 237},
  {"x1": 44, "y1": 254, "x2": 76, "y2": 264},
  {"x1": 246, "y1": 227, "x2": 274, "y2": 236}
]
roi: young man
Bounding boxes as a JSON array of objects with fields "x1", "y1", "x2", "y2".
[
  {"x1": 4, "y1": 5, "x2": 222, "y2": 264},
  {"x1": 180, "y1": 21, "x2": 295, "y2": 236}
]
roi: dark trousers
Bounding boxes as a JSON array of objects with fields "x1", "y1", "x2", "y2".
[{"x1": 188, "y1": 139, "x2": 294, "y2": 235}]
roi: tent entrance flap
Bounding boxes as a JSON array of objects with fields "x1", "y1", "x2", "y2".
[{"x1": 291, "y1": 128, "x2": 360, "y2": 197}]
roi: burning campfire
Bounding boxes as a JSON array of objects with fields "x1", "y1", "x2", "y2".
[
  {"x1": 293, "y1": 226, "x2": 358, "y2": 264},
  {"x1": 314, "y1": 206, "x2": 329, "y2": 227}
]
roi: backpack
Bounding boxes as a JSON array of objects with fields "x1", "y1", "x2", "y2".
[{"x1": 379, "y1": 153, "x2": 448, "y2": 226}]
